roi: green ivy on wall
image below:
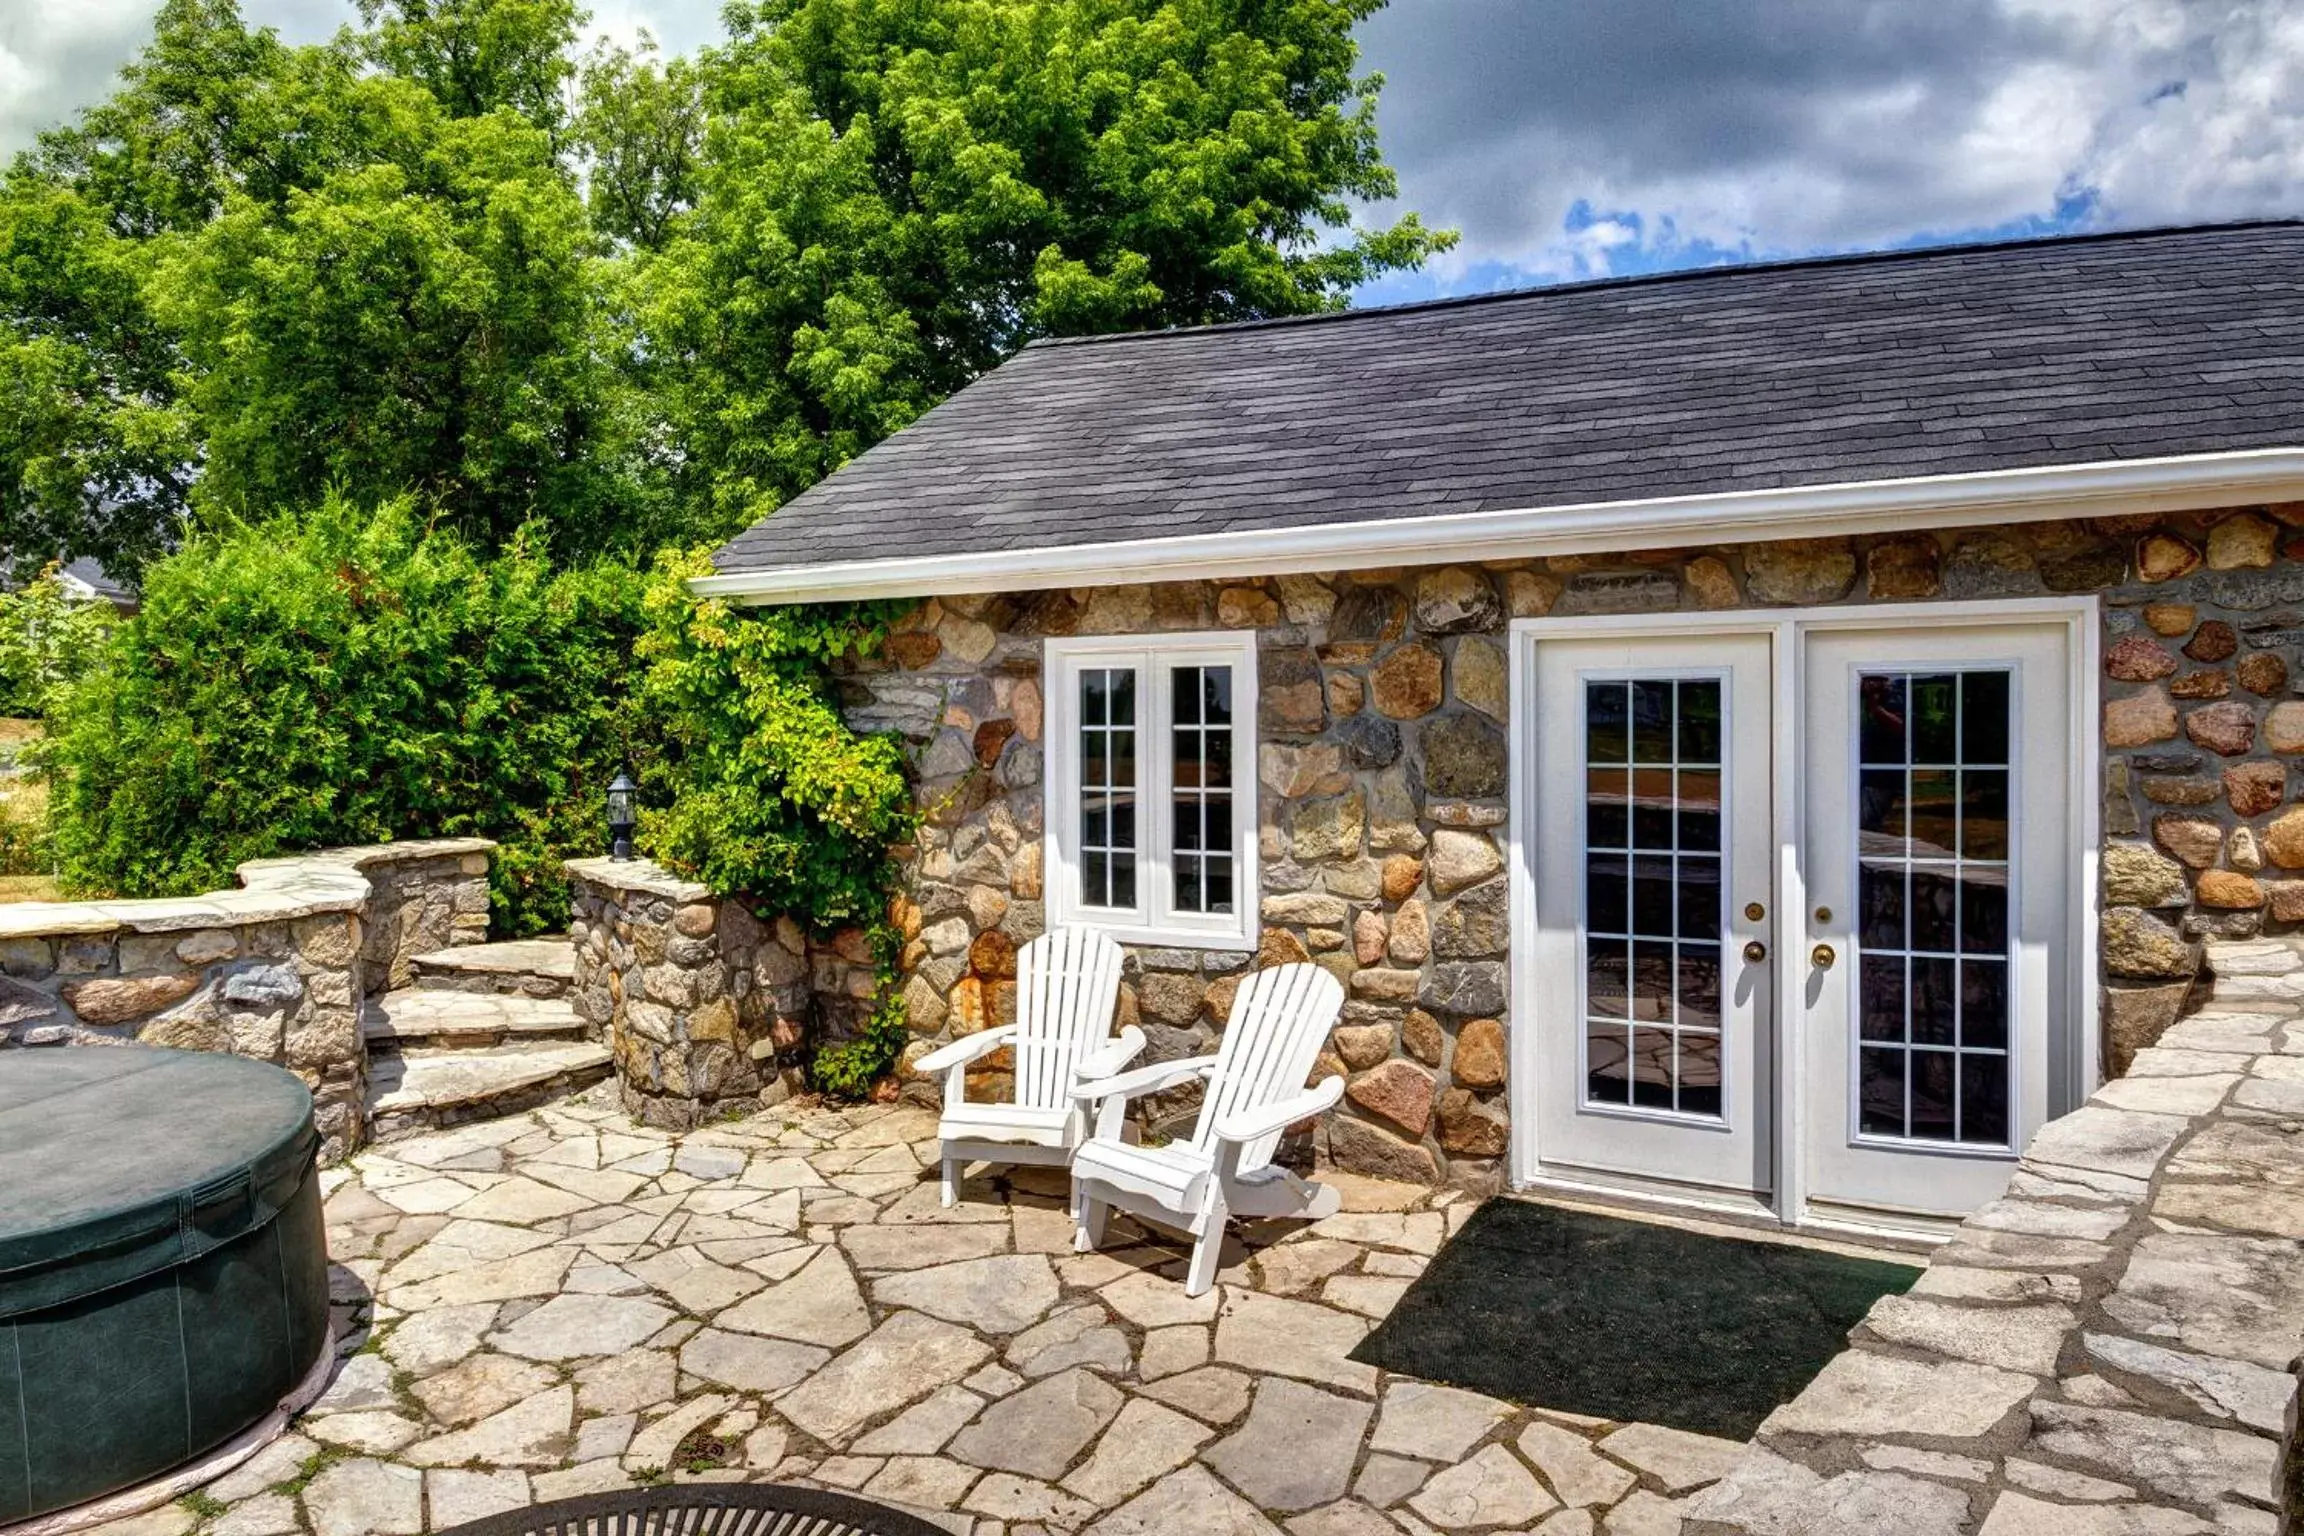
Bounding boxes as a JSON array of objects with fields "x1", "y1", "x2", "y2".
[{"x1": 635, "y1": 548, "x2": 921, "y2": 1091}]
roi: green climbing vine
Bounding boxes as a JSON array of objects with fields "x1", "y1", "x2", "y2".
[{"x1": 635, "y1": 548, "x2": 920, "y2": 1093}]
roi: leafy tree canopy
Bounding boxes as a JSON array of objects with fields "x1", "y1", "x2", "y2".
[
  {"x1": 637, "y1": 0, "x2": 1451, "y2": 526},
  {"x1": 3, "y1": 0, "x2": 1448, "y2": 576}
]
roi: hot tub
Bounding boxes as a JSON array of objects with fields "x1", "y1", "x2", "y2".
[{"x1": 0, "y1": 1046, "x2": 330, "y2": 1523}]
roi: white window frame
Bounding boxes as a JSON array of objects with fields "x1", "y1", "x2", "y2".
[{"x1": 1044, "y1": 630, "x2": 1260, "y2": 950}]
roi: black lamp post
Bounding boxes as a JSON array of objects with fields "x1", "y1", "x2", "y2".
[{"x1": 606, "y1": 770, "x2": 638, "y2": 861}]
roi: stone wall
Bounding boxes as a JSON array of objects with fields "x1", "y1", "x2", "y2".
[
  {"x1": 2095, "y1": 508, "x2": 2304, "y2": 1073},
  {"x1": 566, "y1": 858, "x2": 843, "y2": 1130},
  {"x1": 0, "y1": 839, "x2": 494, "y2": 1159},
  {"x1": 850, "y1": 569, "x2": 1520, "y2": 1189},
  {"x1": 834, "y1": 502, "x2": 2304, "y2": 1188},
  {"x1": 328, "y1": 842, "x2": 495, "y2": 993},
  {"x1": 1685, "y1": 936, "x2": 2304, "y2": 1536}
]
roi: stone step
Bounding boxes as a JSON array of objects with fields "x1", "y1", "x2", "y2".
[
  {"x1": 365, "y1": 1039, "x2": 612, "y2": 1140},
  {"x1": 410, "y1": 937, "x2": 576, "y2": 999},
  {"x1": 2205, "y1": 936, "x2": 2304, "y2": 1005},
  {"x1": 363, "y1": 988, "x2": 586, "y2": 1049}
]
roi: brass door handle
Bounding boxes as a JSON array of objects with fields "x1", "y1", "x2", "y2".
[
  {"x1": 1743, "y1": 940, "x2": 1767, "y2": 963},
  {"x1": 1812, "y1": 944, "x2": 1837, "y2": 969}
]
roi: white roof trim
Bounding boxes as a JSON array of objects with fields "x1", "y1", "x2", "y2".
[{"x1": 693, "y1": 447, "x2": 2304, "y2": 605}]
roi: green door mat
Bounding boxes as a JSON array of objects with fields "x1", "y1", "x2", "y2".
[{"x1": 1350, "y1": 1200, "x2": 1920, "y2": 1440}]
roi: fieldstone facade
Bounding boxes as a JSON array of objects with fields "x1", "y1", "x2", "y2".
[
  {"x1": 0, "y1": 839, "x2": 493, "y2": 1159},
  {"x1": 834, "y1": 501, "x2": 2304, "y2": 1189},
  {"x1": 566, "y1": 858, "x2": 878, "y2": 1130}
]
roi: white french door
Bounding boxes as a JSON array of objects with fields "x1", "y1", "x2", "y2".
[
  {"x1": 1800, "y1": 623, "x2": 2076, "y2": 1224},
  {"x1": 1527, "y1": 633, "x2": 1777, "y2": 1206},
  {"x1": 1514, "y1": 605, "x2": 2089, "y2": 1239}
]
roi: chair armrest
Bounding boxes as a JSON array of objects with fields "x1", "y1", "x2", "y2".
[
  {"x1": 1070, "y1": 1053, "x2": 1218, "y2": 1104},
  {"x1": 915, "y1": 1025, "x2": 1019, "y2": 1076},
  {"x1": 1074, "y1": 1026, "x2": 1148, "y2": 1083},
  {"x1": 1213, "y1": 1077, "x2": 1346, "y2": 1145}
]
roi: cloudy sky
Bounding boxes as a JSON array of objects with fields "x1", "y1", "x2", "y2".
[{"x1": 6, "y1": 0, "x2": 2302, "y2": 302}]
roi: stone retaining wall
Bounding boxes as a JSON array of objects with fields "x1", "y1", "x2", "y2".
[
  {"x1": 566, "y1": 858, "x2": 862, "y2": 1130},
  {"x1": 331, "y1": 842, "x2": 495, "y2": 993},
  {"x1": 1685, "y1": 937, "x2": 2304, "y2": 1536},
  {"x1": 832, "y1": 501, "x2": 2304, "y2": 1188},
  {"x1": 0, "y1": 839, "x2": 494, "y2": 1159}
]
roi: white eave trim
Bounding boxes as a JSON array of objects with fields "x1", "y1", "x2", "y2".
[{"x1": 689, "y1": 447, "x2": 2304, "y2": 605}]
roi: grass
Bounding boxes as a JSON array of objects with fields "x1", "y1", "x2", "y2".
[
  {"x1": 268, "y1": 1447, "x2": 342, "y2": 1498},
  {"x1": 0, "y1": 720, "x2": 56, "y2": 900},
  {"x1": 179, "y1": 1491, "x2": 228, "y2": 1521},
  {"x1": 675, "y1": 1428, "x2": 734, "y2": 1473}
]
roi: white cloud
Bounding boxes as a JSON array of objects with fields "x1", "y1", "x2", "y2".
[
  {"x1": 1355, "y1": 0, "x2": 2304, "y2": 292},
  {"x1": 2065, "y1": 1, "x2": 2304, "y2": 225},
  {"x1": 0, "y1": 0, "x2": 725, "y2": 162},
  {"x1": 8, "y1": 0, "x2": 2302, "y2": 302},
  {"x1": 0, "y1": 0, "x2": 205, "y2": 159}
]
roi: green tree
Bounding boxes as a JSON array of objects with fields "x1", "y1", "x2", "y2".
[
  {"x1": 356, "y1": 0, "x2": 588, "y2": 138},
  {"x1": 2, "y1": 0, "x2": 664, "y2": 567},
  {"x1": 0, "y1": 566, "x2": 120, "y2": 718},
  {"x1": 5, "y1": 0, "x2": 1447, "y2": 568},
  {"x1": 0, "y1": 0, "x2": 338, "y2": 576},
  {"x1": 573, "y1": 38, "x2": 704, "y2": 249},
  {"x1": 148, "y1": 86, "x2": 638, "y2": 551},
  {"x1": 634, "y1": 0, "x2": 1452, "y2": 535},
  {"x1": 0, "y1": 184, "x2": 196, "y2": 577},
  {"x1": 21, "y1": 0, "x2": 354, "y2": 240}
]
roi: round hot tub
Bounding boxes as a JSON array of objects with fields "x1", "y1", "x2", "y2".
[{"x1": 0, "y1": 1046, "x2": 330, "y2": 1523}]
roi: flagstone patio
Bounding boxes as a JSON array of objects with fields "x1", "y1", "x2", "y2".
[{"x1": 99, "y1": 1087, "x2": 1746, "y2": 1536}]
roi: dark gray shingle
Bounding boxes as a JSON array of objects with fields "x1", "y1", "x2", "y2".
[{"x1": 713, "y1": 223, "x2": 2304, "y2": 579}]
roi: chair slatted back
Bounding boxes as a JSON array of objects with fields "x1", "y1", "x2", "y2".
[
  {"x1": 1183, "y1": 963, "x2": 1345, "y2": 1173},
  {"x1": 1011, "y1": 927, "x2": 1126, "y2": 1110}
]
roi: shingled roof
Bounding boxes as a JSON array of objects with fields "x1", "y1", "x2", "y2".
[{"x1": 709, "y1": 222, "x2": 2304, "y2": 597}]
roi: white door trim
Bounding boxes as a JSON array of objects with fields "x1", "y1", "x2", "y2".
[{"x1": 1504, "y1": 595, "x2": 2101, "y2": 1239}]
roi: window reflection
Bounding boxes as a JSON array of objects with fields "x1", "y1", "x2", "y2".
[
  {"x1": 1169, "y1": 665, "x2": 1235, "y2": 916},
  {"x1": 1851, "y1": 669, "x2": 2012, "y2": 1146},
  {"x1": 1584, "y1": 677, "x2": 1727, "y2": 1119}
]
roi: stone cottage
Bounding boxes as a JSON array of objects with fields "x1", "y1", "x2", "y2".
[{"x1": 697, "y1": 221, "x2": 2304, "y2": 1244}]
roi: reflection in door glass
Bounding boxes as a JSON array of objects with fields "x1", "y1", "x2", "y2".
[
  {"x1": 1584, "y1": 678, "x2": 1724, "y2": 1118},
  {"x1": 1853, "y1": 670, "x2": 2012, "y2": 1146}
]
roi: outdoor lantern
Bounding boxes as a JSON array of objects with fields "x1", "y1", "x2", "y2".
[{"x1": 606, "y1": 770, "x2": 638, "y2": 860}]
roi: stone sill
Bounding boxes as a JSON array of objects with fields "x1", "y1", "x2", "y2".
[
  {"x1": 564, "y1": 856, "x2": 712, "y2": 904},
  {"x1": 238, "y1": 837, "x2": 498, "y2": 886},
  {"x1": 0, "y1": 838, "x2": 499, "y2": 941}
]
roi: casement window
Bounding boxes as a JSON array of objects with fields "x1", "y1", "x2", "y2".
[{"x1": 1045, "y1": 632, "x2": 1260, "y2": 949}]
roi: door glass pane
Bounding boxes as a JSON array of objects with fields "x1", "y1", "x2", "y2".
[
  {"x1": 1678, "y1": 767, "x2": 1723, "y2": 851},
  {"x1": 1850, "y1": 668, "x2": 2013, "y2": 1146},
  {"x1": 1079, "y1": 668, "x2": 1138, "y2": 910},
  {"x1": 1588, "y1": 767, "x2": 1630, "y2": 847},
  {"x1": 1582, "y1": 677, "x2": 1727, "y2": 1120},
  {"x1": 1677, "y1": 1033, "x2": 1723, "y2": 1118}
]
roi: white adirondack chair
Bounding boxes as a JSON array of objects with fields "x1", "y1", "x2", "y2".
[
  {"x1": 1067, "y1": 963, "x2": 1348, "y2": 1296},
  {"x1": 915, "y1": 927, "x2": 1140, "y2": 1207}
]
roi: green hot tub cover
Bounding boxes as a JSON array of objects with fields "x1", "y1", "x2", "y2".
[{"x1": 0, "y1": 1046, "x2": 331, "y2": 1521}]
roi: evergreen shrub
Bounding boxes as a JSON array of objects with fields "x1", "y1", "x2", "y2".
[
  {"x1": 41, "y1": 516, "x2": 923, "y2": 1091},
  {"x1": 41, "y1": 497, "x2": 648, "y2": 932}
]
